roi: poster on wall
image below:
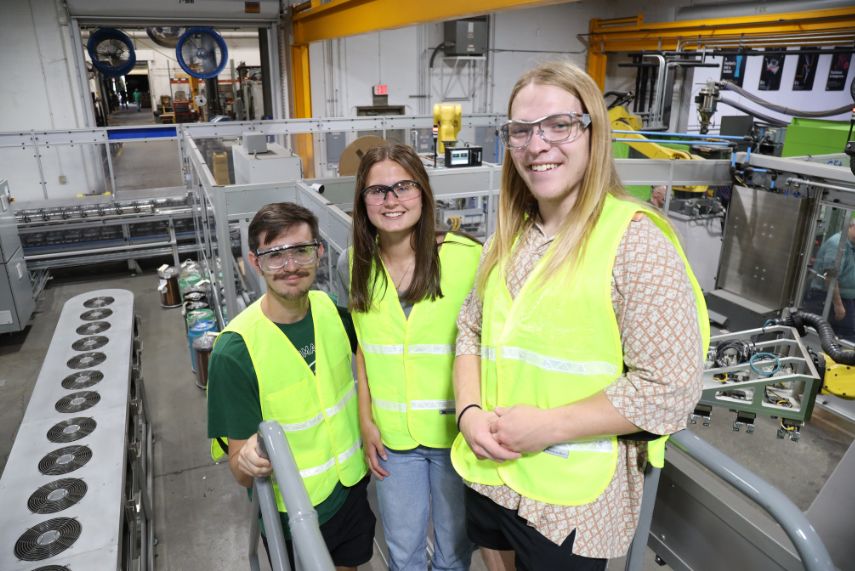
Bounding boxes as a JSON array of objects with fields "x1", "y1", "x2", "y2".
[
  {"x1": 758, "y1": 50, "x2": 784, "y2": 91},
  {"x1": 720, "y1": 51, "x2": 747, "y2": 86},
  {"x1": 792, "y1": 48, "x2": 819, "y2": 91},
  {"x1": 826, "y1": 51, "x2": 852, "y2": 91}
]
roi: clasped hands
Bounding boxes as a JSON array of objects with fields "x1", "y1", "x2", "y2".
[{"x1": 460, "y1": 404, "x2": 557, "y2": 462}]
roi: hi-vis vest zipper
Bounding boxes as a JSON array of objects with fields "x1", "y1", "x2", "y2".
[
  {"x1": 351, "y1": 233, "x2": 482, "y2": 449},
  {"x1": 451, "y1": 195, "x2": 710, "y2": 506},
  {"x1": 210, "y1": 291, "x2": 366, "y2": 511}
]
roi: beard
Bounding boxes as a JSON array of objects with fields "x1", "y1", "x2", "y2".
[{"x1": 266, "y1": 270, "x2": 313, "y2": 301}]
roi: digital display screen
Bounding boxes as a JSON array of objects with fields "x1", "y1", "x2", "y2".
[{"x1": 450, "y1": 150, "x2": 469, "y2": 166}]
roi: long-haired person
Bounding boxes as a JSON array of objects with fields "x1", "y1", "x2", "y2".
[
  {"x1": 335, "y1": 143, "x2": 479, "y2": 570},
  {"x1": 451, "y1": 61, "x2": 710, "y2": 570}
]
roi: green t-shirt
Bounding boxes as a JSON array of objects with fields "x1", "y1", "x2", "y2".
[{"x1": 206, "y1": 300, "x2": 358, "y2": 538}]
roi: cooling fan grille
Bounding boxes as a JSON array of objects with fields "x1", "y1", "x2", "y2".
[
  {"x1": 61, "y1": 370, "x2": 103, "y2": 390},
  {"x1": 28, "y1": 479, "x2": 88, "y2": 514},
  {"x1": 55, "y1": 391, "x2": 100, "y2": 414},
  {"x1": 76, "y1": 321, "x2": 111, "y2": 335},
  {"x1": 71, "y1": 336, "x2": 109, "y2": 352},
  {"x1": 14, "y1": 517, "x2": 81, "y2": 561},
  {"x1": 38, "y1": 446, "x2": 92, "y2": 476},
  {"x1": 47, "y1": 417, "x2": 97, "y2": 443},
  {"x1": 83, "y1": 296, "x2": 114, "y2": 308},
  {"x1": 66, "y1": 352, "x2": 106, "y2": 370},
  {"x1": 80, "y1": 308, "x2": 113, "y2": 321}
]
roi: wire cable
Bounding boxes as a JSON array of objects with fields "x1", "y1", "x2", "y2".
[
  {"x1": 721, "y1": 80, "x2": 854, "y2": 117},
  {"x1": 749, "y1": 351, "x2": 781, "y2": 377}
]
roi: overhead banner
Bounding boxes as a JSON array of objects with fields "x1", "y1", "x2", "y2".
[
  {"x1": 758, "y1": 50, "x2": 783, "y2": 91},
  {"x1": 720, "y1": 51, "x2": 747, "y2": 87},
  {"x1": 826, "y1": 51, "x2": 852, "y2": 91},
  {"x1": 792, "y1": 48, "x2": 819, "y2": 91}
]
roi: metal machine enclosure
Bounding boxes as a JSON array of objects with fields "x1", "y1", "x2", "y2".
[
  {"x1": 716, "y1": 185, "x2": 812, "y2": 312},
  {"x1": 0, "y1": 179, "x2": 34, "y2": 333}
]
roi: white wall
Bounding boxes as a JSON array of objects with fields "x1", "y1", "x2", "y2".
[
  {"x1": 308, "y1": 2, "x2": 613, "y2": 120},
  {"x1": 0, "y1": 0, "x2": 100, "y2": 202}
]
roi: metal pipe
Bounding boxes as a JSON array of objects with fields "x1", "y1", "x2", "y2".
[
  {"x1": 788, "y1": 177, "x2": 855, "y2": 194},
  {"x1": 613, "y1": 129, "x2": 745, "y2": 140},
  {"x1": 612, "y1": 137, "x2": 732, "y2": 146},
  {"x1": 24, "y1": 240, "x2": 175, "y2": 261},
  {"x1": 669, "y1": 430, "x2": 835, "y2": 571},
  {"x1": 624, "y1": 464, "x2": 662, "y2": 571},
  {"x1": 252, "y1": 479, "x2": 291, "y2": 571},
  {"x1": 257, "y1": 421, "x2": 335, "y2": 571}
]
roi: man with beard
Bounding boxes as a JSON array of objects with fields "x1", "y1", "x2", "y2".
[{"x1": 207, "y1": 202, "x2": 375, "y2": 570}]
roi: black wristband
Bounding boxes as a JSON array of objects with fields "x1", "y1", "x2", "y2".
[{"x1": 456, "y1": 403, "x2": 482, "y2": 432}]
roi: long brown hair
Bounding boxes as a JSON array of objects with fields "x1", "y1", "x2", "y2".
[
  {"x1": 477, "y1": 60, "x2": 630, "y2": 295},
  {"x1": 349, "y1": 143, "x2": 441, "y2": 312}
]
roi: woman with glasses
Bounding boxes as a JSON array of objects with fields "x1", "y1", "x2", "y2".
[
  {"x1": 450, "y1": 62, "x2": 709, "y2": 570},
  {"x1": 335, "y1": 143, "x2": 480, "y2": 570}
]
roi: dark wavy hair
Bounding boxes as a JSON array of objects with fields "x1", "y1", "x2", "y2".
[
  {"x1": 248, "y1": 202, "x2": 319, "y2": 252},
  {"x1": 349, "y1": 143, "x2": 441, "y2": 312}
]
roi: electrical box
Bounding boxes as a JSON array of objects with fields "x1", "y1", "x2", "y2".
[
  {"x1": 242, "y1": 132, "x2": 268, "y2": 154},
  {"x1": 232, "y1": 143, "x2": 302, "y2": 184},
  {"x1": 444, "y1": 146, "x2": 483, "y2": 168},
  {"x1": 443, "y1": 18, "x2": 488, "y2": 56},
  {"x1": 0, "y1": 180, "x2": 34, "y2": 333}
]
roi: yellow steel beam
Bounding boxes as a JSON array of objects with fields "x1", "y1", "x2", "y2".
[
  {"x1": 587, "y1": 7, "x2": 855, "y2": 88},
  {"x1": 589, "y1": 7, "x2": 855, "y2": 53},
  {"x1": 290, "y1": 43, "x2": 315, "y2": 177},
  {"x1": 292, "y1": 0, "x2": 574, "y2": 44}
]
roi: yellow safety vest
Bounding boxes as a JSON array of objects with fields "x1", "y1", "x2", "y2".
[
  {"x1": 210, "y1": 291, "x2": 367, "y2": 511},
  {"x1": 351, "y1": 233, "x2": 482, "y2": 449},
  {"x1": 451, "y1": 195, "x2": 709, "y2": 506}
]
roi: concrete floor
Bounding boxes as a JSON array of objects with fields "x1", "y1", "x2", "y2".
[{"x1": 1, "y1": 267, "x2": 853, "y2": 570}]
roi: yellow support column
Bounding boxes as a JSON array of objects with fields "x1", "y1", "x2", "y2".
[{"x1": 291, "y1": 43, "x2": 315, "y2": 178}]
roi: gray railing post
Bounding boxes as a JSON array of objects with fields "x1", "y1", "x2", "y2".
[{"x1": 256, "y1": 421, "x2": 335, "y2": 571}]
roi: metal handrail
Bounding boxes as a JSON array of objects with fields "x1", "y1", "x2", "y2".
[
  {"x1": 250, "y1": 421, "x2": 335, "y2": 571},
  {"x1": 668, "y1": 430, "x2": 834, "y2": 571}
]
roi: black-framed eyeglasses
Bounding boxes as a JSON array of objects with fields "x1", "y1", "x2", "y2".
[
  {"x1": 255, "y1": 241, "x2": 320, "y2": 271},
  {"x1": 499, "y1": 112, "x2": 592, "y2": 150},
  {"x1": 361, "y1": 180, "x2": 422, "y2": 205}
]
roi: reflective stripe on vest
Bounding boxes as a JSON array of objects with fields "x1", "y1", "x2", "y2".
[
  {"x1": 451, "y1": 195, "x2": 710, "y2": 505},
  {"x1": 210, "y1": 291, "x2": 367, "y2": 511},
  {"x1": 351, "y1": 234, "x2": 482, "y2": 449}
]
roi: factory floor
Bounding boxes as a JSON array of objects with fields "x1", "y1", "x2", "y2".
[
  {"x1": 4, "y1": 108, "x2": 852, "y2": 569},
  {"x1": 1, "y1": 267, "x2": 853, "y2": 570}
]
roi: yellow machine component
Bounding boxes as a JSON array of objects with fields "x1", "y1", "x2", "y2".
[
  {"x1": 823, "y1": 355, "x2": 855, "y2": 399},
  {"x1": 608, "y1": 105, "x2": 707, "y2": 194},
  {"x1": 433, "y1": 103, "x2": 461, "y2": 155}
]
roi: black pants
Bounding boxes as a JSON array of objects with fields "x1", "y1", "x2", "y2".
[
  {"x1": 262, "y1": 476, "x2": 375, "y2": 568},
  {"x1": 465, "y1": 486, "x2": 607, "y2": 571}
]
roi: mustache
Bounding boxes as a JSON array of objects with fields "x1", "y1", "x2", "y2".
[{"x1": 274, "y1": 270, "x2": 310, "y2": 279}]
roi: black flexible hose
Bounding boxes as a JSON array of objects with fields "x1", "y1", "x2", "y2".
[
  {"x1": 721, "y1": 80, "x2": 854, "y2": 117},
  {"x1": 718, "y1": 97, "x2": 788, "y2": 127},
  {"x1": 773, "y1": 310, "x2": 855, "y2": 365},
  {"x1": 428, "y1": 43, "x2": 446, "y2": 69}
]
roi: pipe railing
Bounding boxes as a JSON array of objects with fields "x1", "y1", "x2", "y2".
[{"x1": 250, "y1": 421, "x2": 335, "y2": 571}]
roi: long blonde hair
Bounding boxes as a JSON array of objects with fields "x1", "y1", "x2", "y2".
[{"x1": 477, "y1": 61, "x2": 629, "y2": 294}]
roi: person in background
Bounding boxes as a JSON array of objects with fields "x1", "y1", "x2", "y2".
[
  {"x1": 805, "y1": 215, "x2": 855, "y2": 341},
  {"x1": 208, "y1": 202, "x2": 375, "y2": 570},
  {"x1": 335, "y1": 143, "x2": 479, "y2": 570},
  {"x1": 133, "y1": 88, "x2": 142, "y2": 111},
  {"x1": 649, "y1": 184, "x2": 667, "y2": 209},
  {"x1": 451, "y1": 61, "x2": 709, "y2": 570}
]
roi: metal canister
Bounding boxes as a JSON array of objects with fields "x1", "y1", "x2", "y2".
[
  {"x1": 158, "y1": 266, "x2": 182, "y2": 308},
  {"x1": 187, "y1": 318, "x2": 218, "y2": 373},
  {"x1": 193, "y1": 331, "x2": 218, "y2": 389}
]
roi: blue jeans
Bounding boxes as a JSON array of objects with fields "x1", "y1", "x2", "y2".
[{"x1": 376, "y1": 446, "x2": 473, "y2": 571}]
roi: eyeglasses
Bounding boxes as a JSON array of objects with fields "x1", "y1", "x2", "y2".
[
  {"x1": 499, "y1": 112, "x2": 592, "y2": 150},
  {"x1": 255, "y1": 241, "x2": 320, "y2": 272},
  {"x1": 362, "y1": 180, "x2": 422, "y2": 206}
]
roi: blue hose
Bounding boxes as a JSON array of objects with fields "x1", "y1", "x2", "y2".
[{"x1": 749, "y1": 351, "x2": 781, "y2": 377}]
